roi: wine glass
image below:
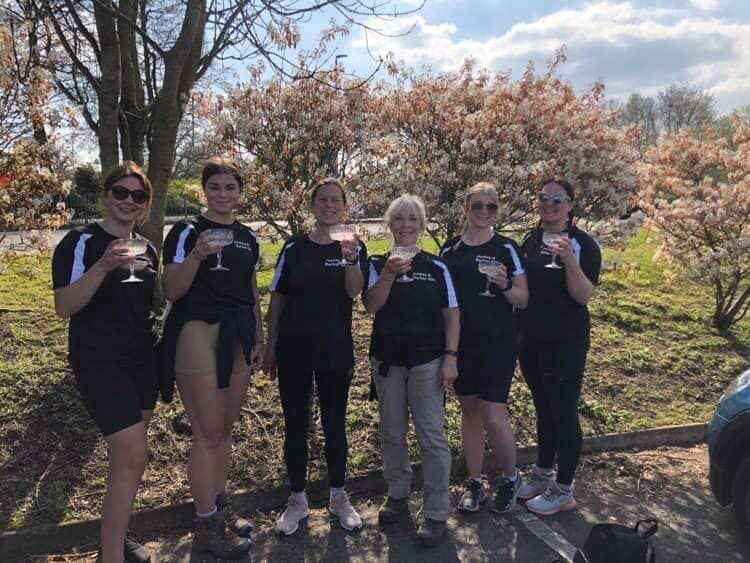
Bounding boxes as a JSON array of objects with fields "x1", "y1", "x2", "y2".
[
  {"x1": 206, "y1": 228, "x2": 235, "y2": 271},
  {"x1": 121, "y1": 238, "x2": 149, "y2": 283},
  {"x1": 329, "y1": 224, "x2": 359, "y2": 265},
  {"x1": 542, "y1": 232, "x2": 566, "y2": 269},
  {"x1": 390, "y1": 245, "x2": 420, "y2": 282},
  {"x1": 477, "y1": 259, "x2": 503, "y2": 297}
]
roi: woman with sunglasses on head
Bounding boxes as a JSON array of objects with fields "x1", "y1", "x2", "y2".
[
  {"x1": 52, "y1": 162, "x2": 157, "y2": 563},
  {"x1": 439, "y1": 182, "x2": 528, "y2": 515},
  {"x1": 264, "y1": 178, "x2": 367, "y2": 536},
  {"x1": 161, "y1": 157, "x2": 262, "y2": 559},
  {"x1": 364, "y1": 194, "x2": 459, "y2": 547},
  {"x1": 516, "y1": 179, "x2": 601, "y2": 516}
]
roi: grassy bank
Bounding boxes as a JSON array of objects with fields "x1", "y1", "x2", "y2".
[{"x1": 0, "y1": 231, "x2": 748, "y2": 531}]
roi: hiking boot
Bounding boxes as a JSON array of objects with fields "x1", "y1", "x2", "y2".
[
  {"x1": 94, "y1": 532, "x2": 153, "y2": 563},
  {"x1": 193, "y1": 510, "x2": 251, "y2": 559},
  {"x1": 275, "y1": 492, "x2": 309, "y2": 536},
  {"x1": 329, "y1": 489, "x2": 363, "y2": 531},
  {"x1": 416, "y1": 518, "x2": 447, "y2": 547},
  {"x1": 518, "y1": 466, "x2": 555, "y2": 500},
  {"x1": 378, "y1": 496, "x2": 409, "y2": 525},
  {"x1": 526, "y1": 482, "x2": 577, "y2": 516},
  {"x1": 458, "y1": 478, "x2": 486, "y2": 513},
  {"x1": 490, "y1": 474, "x2": 521, "y2": 514},
  {"x1": 124, "y1": 530, "x2": 153, "y2": 563},
  {"x1": 217, "y1": 491, "x2": 254, "y2": 539}
]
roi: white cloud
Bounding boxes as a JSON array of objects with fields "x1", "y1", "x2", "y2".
[
  {"x1": 351, "y1": 1, "x2": 750, "y2": 112},
  {"x1": 689, "y1": 0, "x2": 720, "y2": 11}
]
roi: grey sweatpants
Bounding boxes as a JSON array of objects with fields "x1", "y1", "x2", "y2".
[{"x1": 372, "y1": 357, "x2": 452, "y2": 521}]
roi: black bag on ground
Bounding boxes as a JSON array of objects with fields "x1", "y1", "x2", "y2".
[{"x1": 573, "y1": 519, "x2": 658, "y2": 563}]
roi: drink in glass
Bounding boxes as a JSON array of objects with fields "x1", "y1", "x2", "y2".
[
  {"x1": 121, "y1": 238, "x2": 149, "y2": 283},
  {"x1": 477, "y1": 260, "x2": 503, "y2": 297},
  {"x1": 542, "y1": 232, "x2": 566, "y2": 269},
  {"x1": 329, "y1": 224, "x2": 359, "y2": 265},
  {"x1": 205, "y1": 228, "x2": 234, "y2": 271},
  {"x1": 390, "y1": 245, "x2": 420, "y2": 282}
]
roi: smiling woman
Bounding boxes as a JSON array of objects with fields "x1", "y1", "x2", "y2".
[{"x1": 50, "y1": 161, "x2": 159, "y2": 562}]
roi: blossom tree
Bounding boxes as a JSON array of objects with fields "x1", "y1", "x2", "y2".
[
  {"x1": 640, "y1": 124, "x2": 750, "y2": 331},
  {"x1": 214, "y1": 59, "x2": 377, "y2": 238},
  {"x1": 363, "y1": 51, "x2": 640, "y2": 245}
]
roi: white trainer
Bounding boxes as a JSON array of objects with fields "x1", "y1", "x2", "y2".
[
  {"x1": 276, "y1": 492, "x2": 309, "y2": 535},
  {"x1": 329, "y1": 489, "x2": 363, "y2": 531},
  {"x1": 518, "y1": 466, "x2": 554, "y2": 500},
  {"x1": 526, "y1": 482, "x2": 577, "y2": 516}
]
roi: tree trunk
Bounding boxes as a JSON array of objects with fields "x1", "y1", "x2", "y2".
[
  {"x1": 93, "y1": 0, "x2": 122, "y2": 174},
  {"x1": 117, "y1": 0, "x2": 146, "y2": 165}
]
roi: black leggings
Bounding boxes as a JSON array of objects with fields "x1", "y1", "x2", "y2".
[
  {"x1": 277, "y1": 364, "x2": 352, "y2": 492},
  {"x1": 519, "y1": 337, "x2": 588, "y2": 485}
]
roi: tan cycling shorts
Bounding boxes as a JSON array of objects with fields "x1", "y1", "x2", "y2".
[{"x1": 174, "y1": 320, "x2": 250, "y2": 378}]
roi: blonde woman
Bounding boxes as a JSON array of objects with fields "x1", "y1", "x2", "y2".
[
  {"x1": 439, "y1": 182, "x2": 528, "y2": 514},
  {"x1": 364, "y1": 194, "x2": 459, "y2": 547}
]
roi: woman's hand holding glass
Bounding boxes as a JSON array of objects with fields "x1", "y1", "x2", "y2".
[
  {"x1": 189, "y1": 231, "x2": 223, "y2": 263},
  {"x1": 383, "y1": 253, "x2": 412, "y2": 279},
  {"x1": 542, "y1": 232, "x2": 570, "y2": 269},
  {"x1": 94, "y1": 239, "x2": 133, "y2": 275},
  {"x1": 329, "y1": 225, "x2": 360, "y2": 265}
]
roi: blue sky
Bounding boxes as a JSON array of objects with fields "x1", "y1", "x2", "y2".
[{"x1": 297, "y1": 0, "x2": 750, "y2": 114}]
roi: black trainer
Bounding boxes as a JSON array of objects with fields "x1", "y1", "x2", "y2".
[
  {"x1": 458, "y1": 478, "x2": 487, "y2": 513},
  {"x1": 217, "y1": 492, "x2": 254, "y2": 539},
  {"x1": 416, "y1": 518, "x2": 447, "y2": 547},
  {"x1": 491, "y1": 474, "x2": 521, "y2": 514}
]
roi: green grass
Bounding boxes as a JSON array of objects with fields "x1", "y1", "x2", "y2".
[{"x1": 0, "y1": 230, "x2": 748, "y2": 531}]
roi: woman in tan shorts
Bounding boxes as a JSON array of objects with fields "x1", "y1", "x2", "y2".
[{"x1": 161, "y1": 157, "x2": 263, "y2": 559}]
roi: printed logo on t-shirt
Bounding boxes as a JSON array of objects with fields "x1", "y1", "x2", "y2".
[
  {"x1": 475, "y1": 254, "x2": 498, "y2": 263},
  {"x1": 324, "y1": 258, "x2": 345, "y2": 268},
  {"x1": 234, "y1": 241, "x2": 254, "y2": 252},
  {"x1": 412, "y1": 272, "x2": 437, "y2": 283}
]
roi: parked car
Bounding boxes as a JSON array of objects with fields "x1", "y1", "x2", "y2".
[{"x1": 708, "y1": 368, "x2": 750, "y2": 541}]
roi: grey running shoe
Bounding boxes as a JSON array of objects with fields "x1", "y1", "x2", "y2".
[
  {"x1": 526, "y1": 482, "x2": 577, "y2": 516},
  {"x1": 275, "y1": 493, "x2": 310, "y2": 536},
  {"x1": 518, "y1": 466, "x2": 555, "y2": 500},
  {"x1": 458, "y1": 478, "x2": 487, "y2": 513}
]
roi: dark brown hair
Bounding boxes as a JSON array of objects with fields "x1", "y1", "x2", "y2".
[
  {"x1": 101, "y1": 161, "x2": 153, "y2": 225},
  {"x1": 201, "y1": 157, "x2": 244, "y2": 190},
  {"x1": 310, "y1": 177, "x2": 347, "y2": 204}
]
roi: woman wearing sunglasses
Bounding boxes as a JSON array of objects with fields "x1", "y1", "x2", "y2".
[
  {"x1": 439, "y1": 182, "x2": 528, "y2": 515},
  {"x1": 52, "y1": 162, "x2": 157, "y2": 563},
  {"x1": 516, "y1": 179, "x2": 601, "y2": 516},
  {"x1": 161, "y1": 157, "x2": 262, "y2": 559}
]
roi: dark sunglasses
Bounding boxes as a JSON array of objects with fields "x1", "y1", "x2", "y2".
[
  {"x1": 110, "y1": 185, "x2": 149, "y2": 204},
  {"x1": 538, "y1": 193, "x2": 570, "y2": 205},
  {"x1": 470, "y1": 202, "x2": 499, "y2": 212}
]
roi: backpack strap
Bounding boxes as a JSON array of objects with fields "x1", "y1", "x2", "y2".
[{"x1": 634, "y1": 519, "x2": 658, "y2": 538}]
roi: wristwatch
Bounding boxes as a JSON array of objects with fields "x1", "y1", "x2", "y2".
[{"x1": 443, "y1": 349, "x2": 459, "y2": 358}]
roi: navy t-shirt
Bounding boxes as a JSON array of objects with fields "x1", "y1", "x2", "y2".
[
  {"x1": 270, "y1": 235, "x2": 368, "y2": 371},
  {"x1": 366, "y1": 251, "x2": 458, "y2": 367},
  {"x1": 518, "y1": 227, "x2": 601, "y2": 343},
  {"x1": 162, "y1": 215, "x2": 260, "y2": 310},
  {"x1": 440, "y1": 233, "x2": 525, "y2": 342},
  {"x1": 52, "y1": 223, "x2": 159, "y2": 367}
]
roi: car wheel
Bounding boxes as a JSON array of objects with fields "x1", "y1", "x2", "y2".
[{"x1": 731, "y1": 454, "x2": 750, "y2": 542}]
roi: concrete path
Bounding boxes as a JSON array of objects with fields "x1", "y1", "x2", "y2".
[{"x1": 23, "y1": 445, "x2": 750, "y2": 562}]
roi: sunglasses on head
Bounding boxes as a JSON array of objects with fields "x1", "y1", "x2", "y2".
[
  {"x1": 538, "y1": 193, "x2": 570, "y2": 205},
  {"x1": 470, "y1": 202, "x2": 499, "y2": 212},
  {"x1": 110, "y1": 185, "x2": 149, "y2": 204}
]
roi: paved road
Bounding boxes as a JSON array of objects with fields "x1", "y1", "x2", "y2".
[{"x1": 23, "y1": 445, "x2": 750, "y2": 562}]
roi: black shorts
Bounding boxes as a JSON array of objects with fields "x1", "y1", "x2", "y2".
[
  {"x1": 72, "y1": 358, "x2": 159, "y2": 437},
  {"x1": 454, "y1": 336, "x2": 517, "y2": 403}
]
